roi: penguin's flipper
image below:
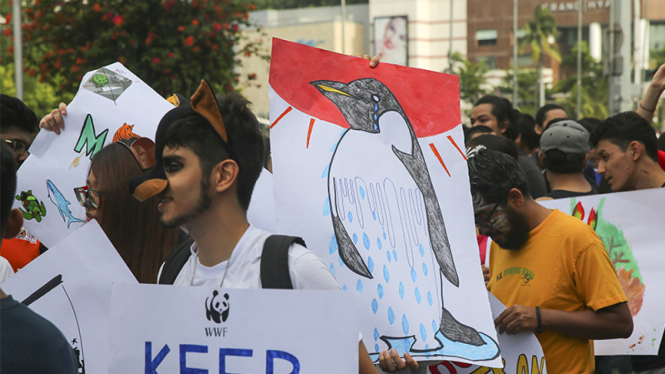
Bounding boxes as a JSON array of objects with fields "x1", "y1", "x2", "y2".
[
  {"x1": 391, "y1": 145, "x2": 460, "y2": 287},
  {"x1": 332, "y1": 214, "x2": 373, "y2": 279},
  {"x1": 439, "y1": 307, "x2": 485, "y2": 346}
]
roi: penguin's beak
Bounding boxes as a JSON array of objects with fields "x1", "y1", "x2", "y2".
[{"x1": 310, "y1": 80, "x2": 377, "y2": 133}]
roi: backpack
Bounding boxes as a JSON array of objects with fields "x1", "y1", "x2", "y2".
[{"x1": 157, "y1": 234, "x2": 306, "y2": 289}]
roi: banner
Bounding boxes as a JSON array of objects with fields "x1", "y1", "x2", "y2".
[
  {"x1": 14, "y1": 62, "x2": 172, "y2": 247},
  {"x1": 541, "y1": 188, "x2": 665, "y2": 355},
  {"x1": 0, "y1": 221, "x2": 138, "y2": 373},
  {"x1": 268, "y1": 38, "x2": 501, "y2": 367},
  {"x1": 109, "y1": 285, "x2": 359, "y2": 373}
]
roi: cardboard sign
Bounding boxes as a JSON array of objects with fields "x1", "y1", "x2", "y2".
[
  {"x1": 0, "y1": 221, "x2": 138, "y2": 373},
  {"x1": 540, "y1": 188, "x2": 665, "y2": 355},
  {"x1": 269, "y1": 38, "x2": 501, "y2": 367},
  {"x1": 109, "y1": 284, "x2": 359, "y2": 373},
  {"x1": 14, "y1": 62, "x2": 172, "y2": 247}
]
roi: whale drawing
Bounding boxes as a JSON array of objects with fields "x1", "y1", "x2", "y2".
[
  {"x1": 312, "y1": 78, "x2": 498, "y2": 360},
  {"x1": 46, "y1": 180, "x2": 85, "y2": 229}
]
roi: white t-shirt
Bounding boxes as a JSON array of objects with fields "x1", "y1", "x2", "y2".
[
  {"x1": 0, "y1": 256, "x2": 14, "y2": 285},
  {"x1": 170, "y1": 225, "x2": 340, "y2": 290}
]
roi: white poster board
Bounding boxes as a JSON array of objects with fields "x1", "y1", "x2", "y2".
[
  {"x1": 431, "y1": 293, "x2": 548, "y2": 374},
  {"x1": 268, "y1": 39, "x2": 501, "y2": 367},
  {"x1": 0, "y1": 221, "x2": 138, "y2": 373},
  {"x1": 109, "y1": 284, "x2": 358, "y2": 373},
  {"x1": 540, "y1": 188, "x2": 665, "y2": 355},
  {"x1": 14, "y1": 62, "x2": 172, "y2": 247}
]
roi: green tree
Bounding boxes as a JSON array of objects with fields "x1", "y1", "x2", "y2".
[
  {"x1": 553, "y1": 41, "x2": 608, "y2": 120},
  {"x1": 249, "y1": 0, "x2": 367, "y2": 9},
  {"x1": 519, "y1": 6, "x2": 561, "y2": 108},
  {"x1": 450, "y1": 52, "x2": 489, "y2": 115},
  {"x1": 499, "y1": 68, "x2": 541, "y2": 116},
  {"x1": 2, "y1": 0, "x2": 265, "y2": 98}
]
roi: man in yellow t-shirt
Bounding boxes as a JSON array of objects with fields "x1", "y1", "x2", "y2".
[{"x1": 467, "y1": 147, "x2": 633, "y2": 374}]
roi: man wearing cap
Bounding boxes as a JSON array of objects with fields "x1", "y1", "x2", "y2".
[{"x1": 537, "y1": 119, "x2": 598, "y2": 200}]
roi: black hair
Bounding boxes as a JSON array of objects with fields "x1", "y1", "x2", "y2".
[
  {"x1": 589, "y1": 112, "x2": 659, "y2": 163},
  {"x1": 467, "y1": 147, "x2": 530, "y2": 204},
  {"x1": 466, "y1": 134, "x2": 518, "y2": 160},
  {"x1": 162, "y1": 92, "x2": 263, "y2": 211},
  {"x1": 464, "y1": 125, "x2": 495, "y2": 145},
  {"x1": 1, "y1": 143, "x2": 18, "y2": 236},
  {"x1": 542, "y1": 149, "x2": 586, "y2": 174},
  {"x1": 578, "y1": 117, "x2": 601, "y2": 134},
  {"x1": 0, "y1": 94, "x2": 39, "y2": 134},
  {"x1": 659, "y1": 134, "x2": 665, "y2": 152},
  {"x1": 473, "y1": 95, "x2": 520, "y2": 141},
  {"x1": 516, "y1": 113, "x2": 540, "y2": 151},
  {"x1": 535, "y1": 104, "x2": 566, "y2": 128}
]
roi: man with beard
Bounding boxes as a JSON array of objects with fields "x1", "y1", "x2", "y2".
[
  {"x1": 467, "y1": 147, "x2": 633, "y2": 374},
  {"x1": 129, "y1": 80, "x2": 411, "y2": 374}
]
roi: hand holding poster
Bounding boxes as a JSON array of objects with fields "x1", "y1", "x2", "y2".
[
  {"x1": 0, "y1": 221, "x2": 138, "y2": 373},
  {"x1": 540, "y1": 188, "x2": 665, "y2": 355},
  {"x1": 14, "y1": 62, "x2": 173, "y2": 247},
  {"x1": 269, "y1": 38, "x2": 501, "y2": 367},
  {"x1": 430, "y1": 292, "x2": 548, "y2": 374},
  {"x1": 109, "y1": 285, "x2": 359, "y2": 373}
]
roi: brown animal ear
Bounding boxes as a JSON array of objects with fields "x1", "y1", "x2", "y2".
[
  {"x1": 190, "y1": 80, "x2": 227, "y2": 143},
  {"x1": 129, "y1": 137, "x2": 156, "y2": 170}
]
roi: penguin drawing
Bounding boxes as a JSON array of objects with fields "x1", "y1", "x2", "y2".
[{"x1": 312, "y1": 78, "x2": 495, "y2": 358}]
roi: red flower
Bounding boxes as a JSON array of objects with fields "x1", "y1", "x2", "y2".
[
  {"x1": 231, "y1": 24, "x2": 238, "y2": 31},
  {"x1": 71, "y1": 65, "x2": 81, "y2": 73},
  {"x1": 54, "y1": 58, "x2": 62, "y2": 69},
  {"x1": 102, "y1": 12, "x2": 113, "y2": 21},
  {"x1": 3, "y1": 28, "x2": 11, "y2": 36},
  {"x1": 191, "y1": 19, "x2": 199, "y2": 26},
  {"x1": 192, "y1": 46, "x2": 200, "y2": 52},
  {"x1": 178, "y1": 26, "x2": 185, "y2": 32},
  {"x1": 112, "y1": 15, "x2": 124, "y2": 27},
  {"x1": 212, "y1": 22, "x2": 222, "y2": 31},
  {"x1": 75, "y1": 57, "x2": 87, "y2": 64},
  {"x1": 184, "y1": 36, "x2": 194, "y2": 47},
  {"x1": 163, "y1": 69, "x2": 171, "y2": 75},
  {"x1": 4, "y1": 13, "x2": 12, "y2": 24},
  {"x1": 92, "y1": 3, "x2": 101, "y2": 12},
  {"x1": 152, "y1": 57, "x2": 161, "y2": 64},
  {"x1": 167, "y1": 52, "x2": 174, "y2": 58},
  {"x1": 145, "y1": 31, "x2": 156, "y2": 45}
]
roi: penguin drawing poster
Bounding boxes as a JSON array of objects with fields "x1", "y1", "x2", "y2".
[{"x1": 269, "y1": 39, "x2": 501, "y2": 366}]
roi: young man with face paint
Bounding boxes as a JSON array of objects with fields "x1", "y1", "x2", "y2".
[
  {"x1": 467, "y1": 147, "x2": 633, "y2": 374},
  {"x1": 130, "y1": 79, "x2": 418, "y2": 374}
]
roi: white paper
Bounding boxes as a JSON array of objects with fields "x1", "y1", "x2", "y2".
[
  {"x1": 0, "y1": 221, "x2": 138, "y2": 373},
  {"x1": 268, "y1": 40, "x2": 501, "y2": 367},
  {"x1": 14, "y1": 62, "x2": 172, "y2": 247},
  {"x1": 540, "y1": 188, "x2": 665, "y2": 355},
  {"x1": 109, "y1": 284, "x2": 358, "y2": 373},
  {"x1": 431, "y1": 292, "x2": 548, "y2": 374}
]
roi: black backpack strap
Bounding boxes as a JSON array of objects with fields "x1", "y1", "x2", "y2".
[
  {"x1": 260, "y1": 235, "x2": 306, "y2": 289},
  {"x1": 158, "y1": 235, "x2": 195, "y2": 285}
]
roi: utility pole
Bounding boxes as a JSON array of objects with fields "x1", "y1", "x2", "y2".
[
  {"x1": 513, "y1": 0, "x2": 518, "y2": 106},
  {"x1": 448, "y1": 0, "x2": 454, "y2": 73},
  {"x1": 576, "y1": 0, "x2": 583, "y2": 119},
  {"x1": 341, "y1": 0, "x2": 346, "y2": 54},
  {"x1": 13, "y1": 0, "x2": 23, "y2": 100}
]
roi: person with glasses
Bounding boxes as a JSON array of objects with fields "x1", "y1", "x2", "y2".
[
  {"x1": 40, "y1": 105, "x2": 180, "y2": 283},
  {"x1": 467, "y1": 146, "x2": 633, "y2": 374},
  {"x1": 0, "y1": 95, "x2": 44, "y2": 274}
]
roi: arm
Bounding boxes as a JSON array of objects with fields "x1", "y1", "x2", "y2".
[
  {"x1": 494, "y1": 301, "x2": 633, "y2": 339},
  {"x1": 360, "y1": 341, "x2": 380, "y2": 374},
  {"x1": 39, "y1": 102, "x2": 68, "y2": 134},
  {"x1": 637, "y1": 63, "x2": 665, "y2": 125}
]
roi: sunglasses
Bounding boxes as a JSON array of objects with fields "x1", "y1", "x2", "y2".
[
  {"x1": 73, "y1": 186, "x2": 100, "y2": 209},
  {"x1": 3, "y1": 139, "x2": 29, "y2": 155},
  {"x1": 475, "y1": 201, "x2": 504, "y2": 230}
]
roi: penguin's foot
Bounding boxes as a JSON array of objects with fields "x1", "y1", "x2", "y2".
[{"x1": 439, "y1": 307, "x2": 485, "y2": 346}]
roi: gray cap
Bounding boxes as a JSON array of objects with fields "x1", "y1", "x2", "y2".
[{"x1": 540, "y1": 119, "x2": 590, "y2": 155}]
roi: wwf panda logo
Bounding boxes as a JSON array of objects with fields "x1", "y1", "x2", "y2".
[{"x1": 205, "y1": 290, "x2": 230, "y2": 324}]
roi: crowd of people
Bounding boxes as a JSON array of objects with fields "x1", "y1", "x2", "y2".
[{"x1": 1, "y1": 55, "x2": 664, "y2": 373}]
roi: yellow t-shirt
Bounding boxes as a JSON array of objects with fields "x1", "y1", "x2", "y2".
[{"x1": 487, "y1": 209, "x2": 626, "y2": 374}]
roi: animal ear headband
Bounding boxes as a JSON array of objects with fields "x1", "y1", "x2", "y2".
[{"x1": 128, "y1": 80, "x2": 228, "y2": 202}]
